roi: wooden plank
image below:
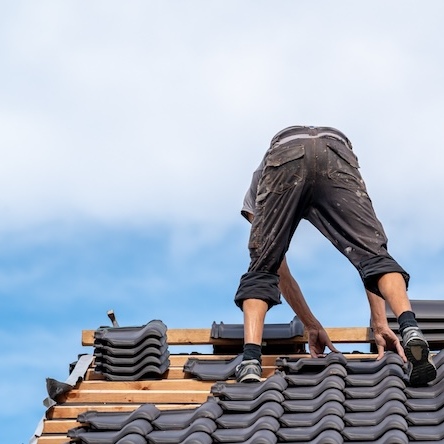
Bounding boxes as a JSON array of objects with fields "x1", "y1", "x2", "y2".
[
  {"x1": 82, "y1": 327, "x2": 373, "y2": 346},
  {"x1": 42, "y1": 419, "x2": 80, "y2": 433},
  {"x1": 47, "y1": 403, "x2": 203, "y2": 420},
  {"x1": 76, "y1": 379, "x2": 217, "y2": 391},
  {"x1": 63, "y1": 389, "x2": 211, "y2": 404},
  {"x1": 37, "y1": 436, "x2": 69, "y2": 444}
]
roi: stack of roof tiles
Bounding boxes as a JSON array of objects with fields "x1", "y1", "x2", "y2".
[
  {"x1": 93, "y1": 320, "x2": 170, "y2": 381},
  {"x1": 66, "y1": 349, "x2": 444, "y2": 443}
]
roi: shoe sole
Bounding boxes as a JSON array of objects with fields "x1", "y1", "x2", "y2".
[
  {"x1": 237, "y1": 374, "x2": 261, "y2": 383},
  {"x1": 404, "y1": 339, "x2": 437, "y2": 386}
]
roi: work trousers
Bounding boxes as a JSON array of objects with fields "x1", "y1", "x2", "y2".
[{"x1": 235, "y1": 126, "x2": 409, "y2": 308}]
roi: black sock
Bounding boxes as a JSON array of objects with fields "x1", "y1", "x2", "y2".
[
  {"x1": 398, "y1": 310, "x2": 418, "y2": 335},
  {"x1": 243, "y1": 343, "x2": 262, "y2": 363}
]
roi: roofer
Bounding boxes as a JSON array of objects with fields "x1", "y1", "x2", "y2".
[{"x1": 234, "y1": 125, "x2": 437, "y2": 387}]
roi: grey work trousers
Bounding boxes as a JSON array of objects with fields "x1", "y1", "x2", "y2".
[{"x1": 235, "y1": 126, "x2": 409, "y2": 309}]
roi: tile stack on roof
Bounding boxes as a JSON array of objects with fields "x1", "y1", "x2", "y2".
[
  {"x1": 65, "y1": 349, "x2": 444, "y2": 443},
  {"x1": 93, "y1": 319, "x2": 170, "y2": 381}
]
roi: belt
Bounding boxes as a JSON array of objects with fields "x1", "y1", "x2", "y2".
[{"x1": 271, "y1": 126, "x2": 352, "y2": 149}]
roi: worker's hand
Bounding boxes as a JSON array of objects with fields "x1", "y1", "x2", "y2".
[
  {"x1": 372, "y1": 325, "x2": 407, "y2": 362},
  {"x1": 306, "y1": 325, "x2": 341, "y2": 358}
]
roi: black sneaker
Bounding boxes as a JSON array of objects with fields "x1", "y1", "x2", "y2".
[
  {"x1": 235, "y1": 359, "x2": 262, "y2": 383},
  {"x1": 402, "y1": 327, "x2": 437, "y2": 386}
]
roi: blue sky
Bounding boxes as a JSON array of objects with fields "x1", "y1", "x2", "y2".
[{"x1": 1, "y1": 1, "x2": 444, "y2": 442}]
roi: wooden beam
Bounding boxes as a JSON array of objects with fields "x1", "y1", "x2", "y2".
[
  {"x1": 63, "y1": 389, "x2": 211, "y2": 404},
  {"x1": 82, "y1": 327, "x2": 373, "y2": 346}
]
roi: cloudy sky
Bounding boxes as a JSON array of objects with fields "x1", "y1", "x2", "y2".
[{"x1": 1, "y1": 1, "x2": 444, "y2": 442}]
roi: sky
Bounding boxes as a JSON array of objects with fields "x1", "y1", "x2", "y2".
[{"x1": 1, "y1": 1, "x2": 444, "y2": 442}]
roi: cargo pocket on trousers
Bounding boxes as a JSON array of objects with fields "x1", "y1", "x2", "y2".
[
  {"x1": 326, "y1": 139, "x2": 363, "y2": 188},
  {"x1": 256, "y1": 142, "x2": 305, "y2": 202}
]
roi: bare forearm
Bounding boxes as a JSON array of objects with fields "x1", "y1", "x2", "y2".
[
  {"x1": 278, "y1": 257, "x2": 319, "y2": 328},
  {"x1": 366, "y1": 290, "x2": 388, "y2": 329}
]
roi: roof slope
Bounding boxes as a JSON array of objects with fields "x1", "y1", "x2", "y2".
[{"x1": 33, "y1": 312, "x2": 444, "y2": 444}]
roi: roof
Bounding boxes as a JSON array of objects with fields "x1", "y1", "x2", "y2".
[{"x1": 32, "y1": 301, "x2": 444, "y2": 444}]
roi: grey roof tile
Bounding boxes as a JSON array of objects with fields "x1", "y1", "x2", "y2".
[
  {"x1": 211, "y1": 416, "x2": 280, "y2": 442},
  {"x1": 95, "y1": 342, "x2": 168, "y2": 363},
  {"x1": 183, "y1": 355, "x2": 243, "y2": 381},
  {"x1": 68, "y1": 418, "x2": 153, "y2": 443},
  {"x1": 277, "y1": 351, "x2": 348, "y2": 372},
  {"x1": 94, "y1": 320, "x2": 167, "y2": 343},
  {"x1": 345, "y1": 375, "x2": 406, "y2": 399},
  {"x1": 405, "y1": 388, "x2": 444, "y2": 411},
  {"x1": 212, "y1": 429, "x2": 278, "y2": 444},
  {"x1": 345, "y1": 351, "x2": 405, "y2": 373},
  {"x1": 345, "y1": 363, "x2": 407, "y2": 386},
  {"x1": 407, "y1": 407, "x2": 444, "y2": 426},
  {"x1": 407, "y1": 422, "x2": 444, "y2": 441},
  {"x1": 78, "y1": 404, "x2": 161, "y2": 430},
  {"x1": 343, "y1": 400, "x2": 408, "y2": 426},
  {"x1": 210, "y1": 316, "x2": 304, "y2": 339},
  {"x1": 279, "y1": 401, "x2": 345, "y2": 427},
  {"x1": 342, "y1": 414, "x2": 408, "y2": 441},
  {"x1": 94, "y1": 336, "x2": 166, "y2": 356},
  {"x1": 344, "y1": 387, "x2": 407, "y2": 412},
  {"x1": 276, "y1": 414, "x2": 344, "y2": 442},
  {"x1": 151, "y1": 401, "x2": 223, "y2": 430},
  {"x1": 279, "y1": 362, "x2": 348, "y2": 383},
  {"x1": 215, "y1": 402, "x2": 284, "y2": 428},
  {"x1": 145, "y1": 418, "x2": 216, "y2": 443},
  {"x1": 345, "y1": 429, "x2": 409, "y2": 444},
  {"x1": 114, "y1": 433, "x2": 149, "y2": 444},
  {"x1": 210, "y1": 373, "x2": 288, "y2": 400},
  {"x1": 282, "y1": 388, "x2": 345, "y2": 413},
  {"x1": 216, "y1": 389, "x2": 285, "y2": 412},
  {"x1": 96, "y1": 355, "x2": 170, "y2": 381},
  {"x1": 283, "y1": 375, "x2": 345, "y2": 399}
]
